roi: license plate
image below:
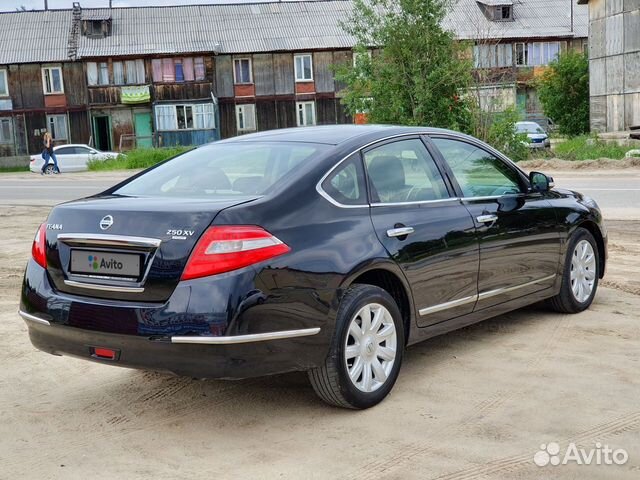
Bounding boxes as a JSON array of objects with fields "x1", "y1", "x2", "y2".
[{"x1": 70, "y1": 250, "x2": 142, "y2": 278}]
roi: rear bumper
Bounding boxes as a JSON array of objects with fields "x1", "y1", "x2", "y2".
[
  {"x1": 21, "y1": 310, "x2": 324, "y2": 379},
  {"x1": 20, "y1": 259, "x2": 335, "y2": 379}
]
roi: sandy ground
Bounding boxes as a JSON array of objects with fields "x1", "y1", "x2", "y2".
[{"x1": 1, "y1": 170, "x2": 639, "y2": 479}]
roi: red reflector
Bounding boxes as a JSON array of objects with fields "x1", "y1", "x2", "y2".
[{"x1": 93, "y1": 347, "x2": 116, "y2": 360}]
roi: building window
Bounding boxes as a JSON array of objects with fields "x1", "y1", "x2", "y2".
[
  {"x1": 0, "y1": 69, "x2": 8, "y2": 97},
  {"x1": 515, "y1": 42, "x2": 561, "y2": 66},
  {"x1": 152, "y1": 57, "x2": 205, "y2": 83},
  {"x1": 582, "y1": 40, "x2": 589, "y2": 56},
  {"x1": 233, "y1": 58, "x2": 253, "y2": 84},
  {"x1": 125, "y1": 59, "x2": 146, "y2": 84},
  {"x1": 498, "y1": 6, "x2": 512, "y2": 20},
  {"x1": 236, "y1": 104, "x2": 256, "y2": 132},
  {"x1": 294, "y1": 54, "x2": 313, "y2": 82},
  {"x1": 296, "y1": 101, "x2": 316, "y2": 127},
  {"x1": 113, "y1": 61, "x2": 125, "y2": 85},
  {"x1": 47, "y1": 114, "x2": 68, "y2": 142},
  {"x1": 0, "y1": 117, "x2": 12, "y2": 144},
  {"x1": 155, "y1": 103, "x2": 215, "y2": 131},
  {"x1": 98, "y1": 61, "x2": 109, "y2": 85},
  {"x1": 42, "y1": 66, "x2": 64, "y2": 94},
  {"x1": 473, "y1": 43, "x2": 513, "y2": 68}
]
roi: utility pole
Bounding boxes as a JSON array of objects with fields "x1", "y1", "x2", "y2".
[{"x1": 44, "y1": 0, "x2": 48, "y2": 10}]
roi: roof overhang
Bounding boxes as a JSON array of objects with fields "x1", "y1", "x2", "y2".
[{"x1": 476, "y1": 0, "x2": 514, "y2": 6}]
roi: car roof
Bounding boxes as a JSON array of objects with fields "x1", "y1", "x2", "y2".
[
  {"x1": 218, "y1": 125, "x2": 466, "y2": 147},
  {"x1": 54, "y1": 144, "x2": 92, "y2": 149}
]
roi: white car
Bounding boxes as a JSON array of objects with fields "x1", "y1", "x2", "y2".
[
  {"x1": 30, "y1": 144, "x2": 119, "y2": 174},
  {"x1": 515, "y1": 121, "x2": 551, "y2": 149}
]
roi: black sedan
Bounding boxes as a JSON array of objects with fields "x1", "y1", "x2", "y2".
[{"x1": 20, "y1": 125, "x2": 606, "y2": 409}]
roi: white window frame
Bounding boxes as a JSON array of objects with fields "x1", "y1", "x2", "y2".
[
  {"x1": 0, "y1": 117, "x2": 13, "y2": 144},
  {"x1": 155, "y1": 103, "x2": 215, "y2": 132},
  {"x1": 294, "y1": 54, "x2": 314, "y2": 82},
  {"x1": 0, "y1": 69, "x2": 8, "y2": 97},
  {"x1": 46, "y1": 114, "x2": 68, "y2": 142},
  {"x1": 235, "y1": 104, "x2": 257, "y2": 132},
  {"x1": 42, "y1": 65, "x2": 64, "y2": 94},
  {"x1": 233, "y1": 58, "x2": 253, "y2": 84},
  {"x1": 296, "y1": 101, "x2": 316, "y2": 127}
]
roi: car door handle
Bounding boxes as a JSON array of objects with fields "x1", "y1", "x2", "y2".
[
  {"x1": 476, "y1": 214, "x2": 498, "y2": 223},
  {"x1": 387, "y1": 227, "x2": 415, "y2": 238}
]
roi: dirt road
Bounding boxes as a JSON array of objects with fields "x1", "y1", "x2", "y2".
[{"x1": 1, "y1": 169, "x2": 638, "y2": 479}]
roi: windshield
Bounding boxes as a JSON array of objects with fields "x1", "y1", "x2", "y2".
[
  {"x1": 114, "y1": 142, "x2": 328, "y2": 198},
  {"x1": 516, "y1": 123, "x2": 545, "y2": 134}
]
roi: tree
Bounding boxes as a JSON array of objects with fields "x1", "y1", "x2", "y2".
[
  {"x1": 336, "y1": 0, "x2": 473, "y2": 131},
  {"x1": 537, "y1": 51, "x2": 589, "y2": 136}
]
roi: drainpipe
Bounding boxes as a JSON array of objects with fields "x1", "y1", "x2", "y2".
[{"x1": 44, "y1": 0, "x2": 48, "y2": 9}]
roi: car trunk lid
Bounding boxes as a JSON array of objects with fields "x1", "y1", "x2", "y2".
[{"x1": 44, "y1": 194, "x2": 259, "y2": 302}]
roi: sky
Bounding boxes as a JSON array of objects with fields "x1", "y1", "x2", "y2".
[{"x1": 2, "y1": 0, "x2": 275, "y2": 12}]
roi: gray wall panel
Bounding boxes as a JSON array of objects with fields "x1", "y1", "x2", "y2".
[
  {"x1": 273, "y1": 53, "x2": 294, "y2": 95},
  {"x1": 314, "y1": 51, "x2": 335, "y2": 93},
  {"x1": 215, "y1": 55, "x2": 234, "y2": 99},
  {"x1": 254, "y1": 54, "x2": 275, "y2": 96}
]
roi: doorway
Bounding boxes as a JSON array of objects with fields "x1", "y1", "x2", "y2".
[
  {"x1": 134, "y1": 112, "x2": 153, "y2": 148},
  {"x1": 92, "y1": 115, "x2": 112, "y2": 151}
]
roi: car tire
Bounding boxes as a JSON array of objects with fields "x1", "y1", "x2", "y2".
[
  {"x1": 308, "y1": 284, "x2": 404, "y2": 409},
  {"x1": 547, "y1": 227, "x2": 599, "y2": 314},
  {"x1": 44, "y1": 164, "x2": 56, "y2": 175}
]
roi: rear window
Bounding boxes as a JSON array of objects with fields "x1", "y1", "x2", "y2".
[{"x1": 114, "y1": 142, "x2": 328, "y2": 198}]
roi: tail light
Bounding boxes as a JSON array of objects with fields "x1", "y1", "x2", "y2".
[
  {"x1": 181, "y1": 226, "x2": 290, "y2": 280},
  {"x1": 32, "y1": 223, "x2": 47, "y2": 268}
]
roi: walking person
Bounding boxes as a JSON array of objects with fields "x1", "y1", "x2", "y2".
[{"x1": 41, "y1": 132, "x2": 60, "y2": 175}]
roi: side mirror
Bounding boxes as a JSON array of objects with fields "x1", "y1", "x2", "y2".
[{"x1": 529, "y1": 171, "x2": 554, "y2": 192}]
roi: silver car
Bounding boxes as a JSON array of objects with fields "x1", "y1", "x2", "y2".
[
  {"x1": 30, "y1": 144, "x2": 119, "y2": 174},
  {"x1": 516, "y1": 122, "x2": 550, "y2": 149}
]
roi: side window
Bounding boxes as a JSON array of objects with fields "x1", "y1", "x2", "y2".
[
  {"x1": 321, "y1": 154, "x2": 367, "y2": 206},
  {"x1": 432, "y1": 138, "x2": 523, "y2": 198},
  {"x1": 55, "y1": 147, "x2": 73, "y2": 155},
  {"x1": 363, "y1": 138, "x2": 449, "y2": 204}
]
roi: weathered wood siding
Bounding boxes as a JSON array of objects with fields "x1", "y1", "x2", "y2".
[
  {"x1": 88, "y1": 86, "x2": 122, "y2": 105},
  {"x1": 25, "y1": 112, "x2": 46, "y2": 153},
  {"x1": 316, "y1": 97, "x2": 337, "y2": 125},
  {"x1": 273, "y1": 54, "x2": 294, "y2": 95},
  {"x1": 276, "y1": 99, "x2": 296, "y2": 128},
  {"x1": 159, "y1": 129, "x2": 217, "y2": 147},
  {"x1": 254, "y1": 54, "x2": 275, "y2": 96},
  {"x1": 256, "y1": 99, "x2": 278, "y2": 130},
  {"x1": 63, "y1": 62, "x2": 87, "y2": 106},
  {"x1": 17, "y1": 64, "x2": 45, "y2": 109},
  {"x1": 154, "y1": 82, "x2": 212, "y2": 101},
  {"x1": 332, "y1": 50, "x2": 352, "y2": 96},
  {"x1": 69, "y1": 110, "x2": 90, "y2": 144},
  {"x1": 219, "y1": 101, "x2": 236, "y2": 138},
  {"x1": 215, "y1": 55, "x2": 234, "y2": 98},
  {"x1": 314, "y1": 51, "x2": 335, "y2": 93}
]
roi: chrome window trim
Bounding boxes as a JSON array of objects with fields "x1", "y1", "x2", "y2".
[
  {"x1": 371, "y1": 198, "x2": 461, "y2": 207},
  {"x1": 63, "y1": 279, "x2": 145, "y2": 293},
  {"x1": 171, "y1": 327, "x2": 321, "y2": 345},
  {"x1": 57, "y1": 233, "x2": 162, "y2": 249},
  {"x1": 315, "y1": 132, "x2": 438, "y2": 209},
  {"x1": 18, "y1": 310, "x2": 51, "y2": 326},
  {"x1": 418, "y1": 274, "x2": 556, "y2": 316}
]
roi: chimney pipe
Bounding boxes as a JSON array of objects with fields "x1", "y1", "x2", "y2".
[{"x1": 44, "y1": 0, "x2": 48, "y2": 10}]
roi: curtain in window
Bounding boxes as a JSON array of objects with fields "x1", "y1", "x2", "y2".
[
  {"x1": 193, "y1": 103, "x2": 214, "y2": 130},
  {"x1": 86, "y1": 62, "x2": 98, "y2": 86},
  {"x1": 0, "y1": 70, "x2": 7, "y2": 96},
  {"x1": 183, "y1": 57, "x2": 195, "y2": 82},
  {"x1": 0, "y1": 118, "x2": 12, "y2": 144},
  {"x1": 48, "y1": 115, "x2": 68, "y2": 140},
  {"x1": 162, "y1": 59, "x2": 174, "y2": 82},
  {"x1": 125, "y1": 60, "x2": 136, "y2": 84},
  {"x1": 151, "y1": 59, "x2": 162, "y2": 83},
  {"x1": 135, "y1": 59, "x2": 146, "y2": 83},
  {"x1": 194, "y1": 57, "x2": 205, "y2": 81},
  {"x1": 175, "y1": 59, "x2": 184, "y2": 82},
  {"x1": 50, "y1": 68, "x2": 63, "y2": 92},
  {"x1": 98, "y1": 62, "x2": 109, "y2": 85},
  {"x1": 113, "y1": 62, "x2": 124, "y2": 85},
  {"x1": 156, "y1": 105, "x2": 177, "y2": 131}
]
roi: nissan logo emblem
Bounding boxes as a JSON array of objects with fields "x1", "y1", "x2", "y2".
[{"x1": 100, "y1": 215, "x2": 114, "y2": 230}]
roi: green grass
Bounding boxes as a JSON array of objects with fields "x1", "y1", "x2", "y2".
[
  {"x1": 88, "y1": 146, "x2": 193, "y2": 171},
  {"x1": 0, "y1": 166, "x2": 29, "y2": 173},
  {"x1": 552, "y1": 135, "x2": 632, "y2": 161}
]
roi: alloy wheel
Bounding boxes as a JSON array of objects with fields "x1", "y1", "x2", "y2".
[{"x1": 344, "y1": 303, "x2": 397, "y2": 393}]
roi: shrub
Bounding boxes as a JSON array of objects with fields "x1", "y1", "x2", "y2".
[
  {"x1": 486, "y1": 107, "x2": 530, "y2": 162},
  {"x1": 553, "y1": 135, "x2": 631, "y2": 161}
]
